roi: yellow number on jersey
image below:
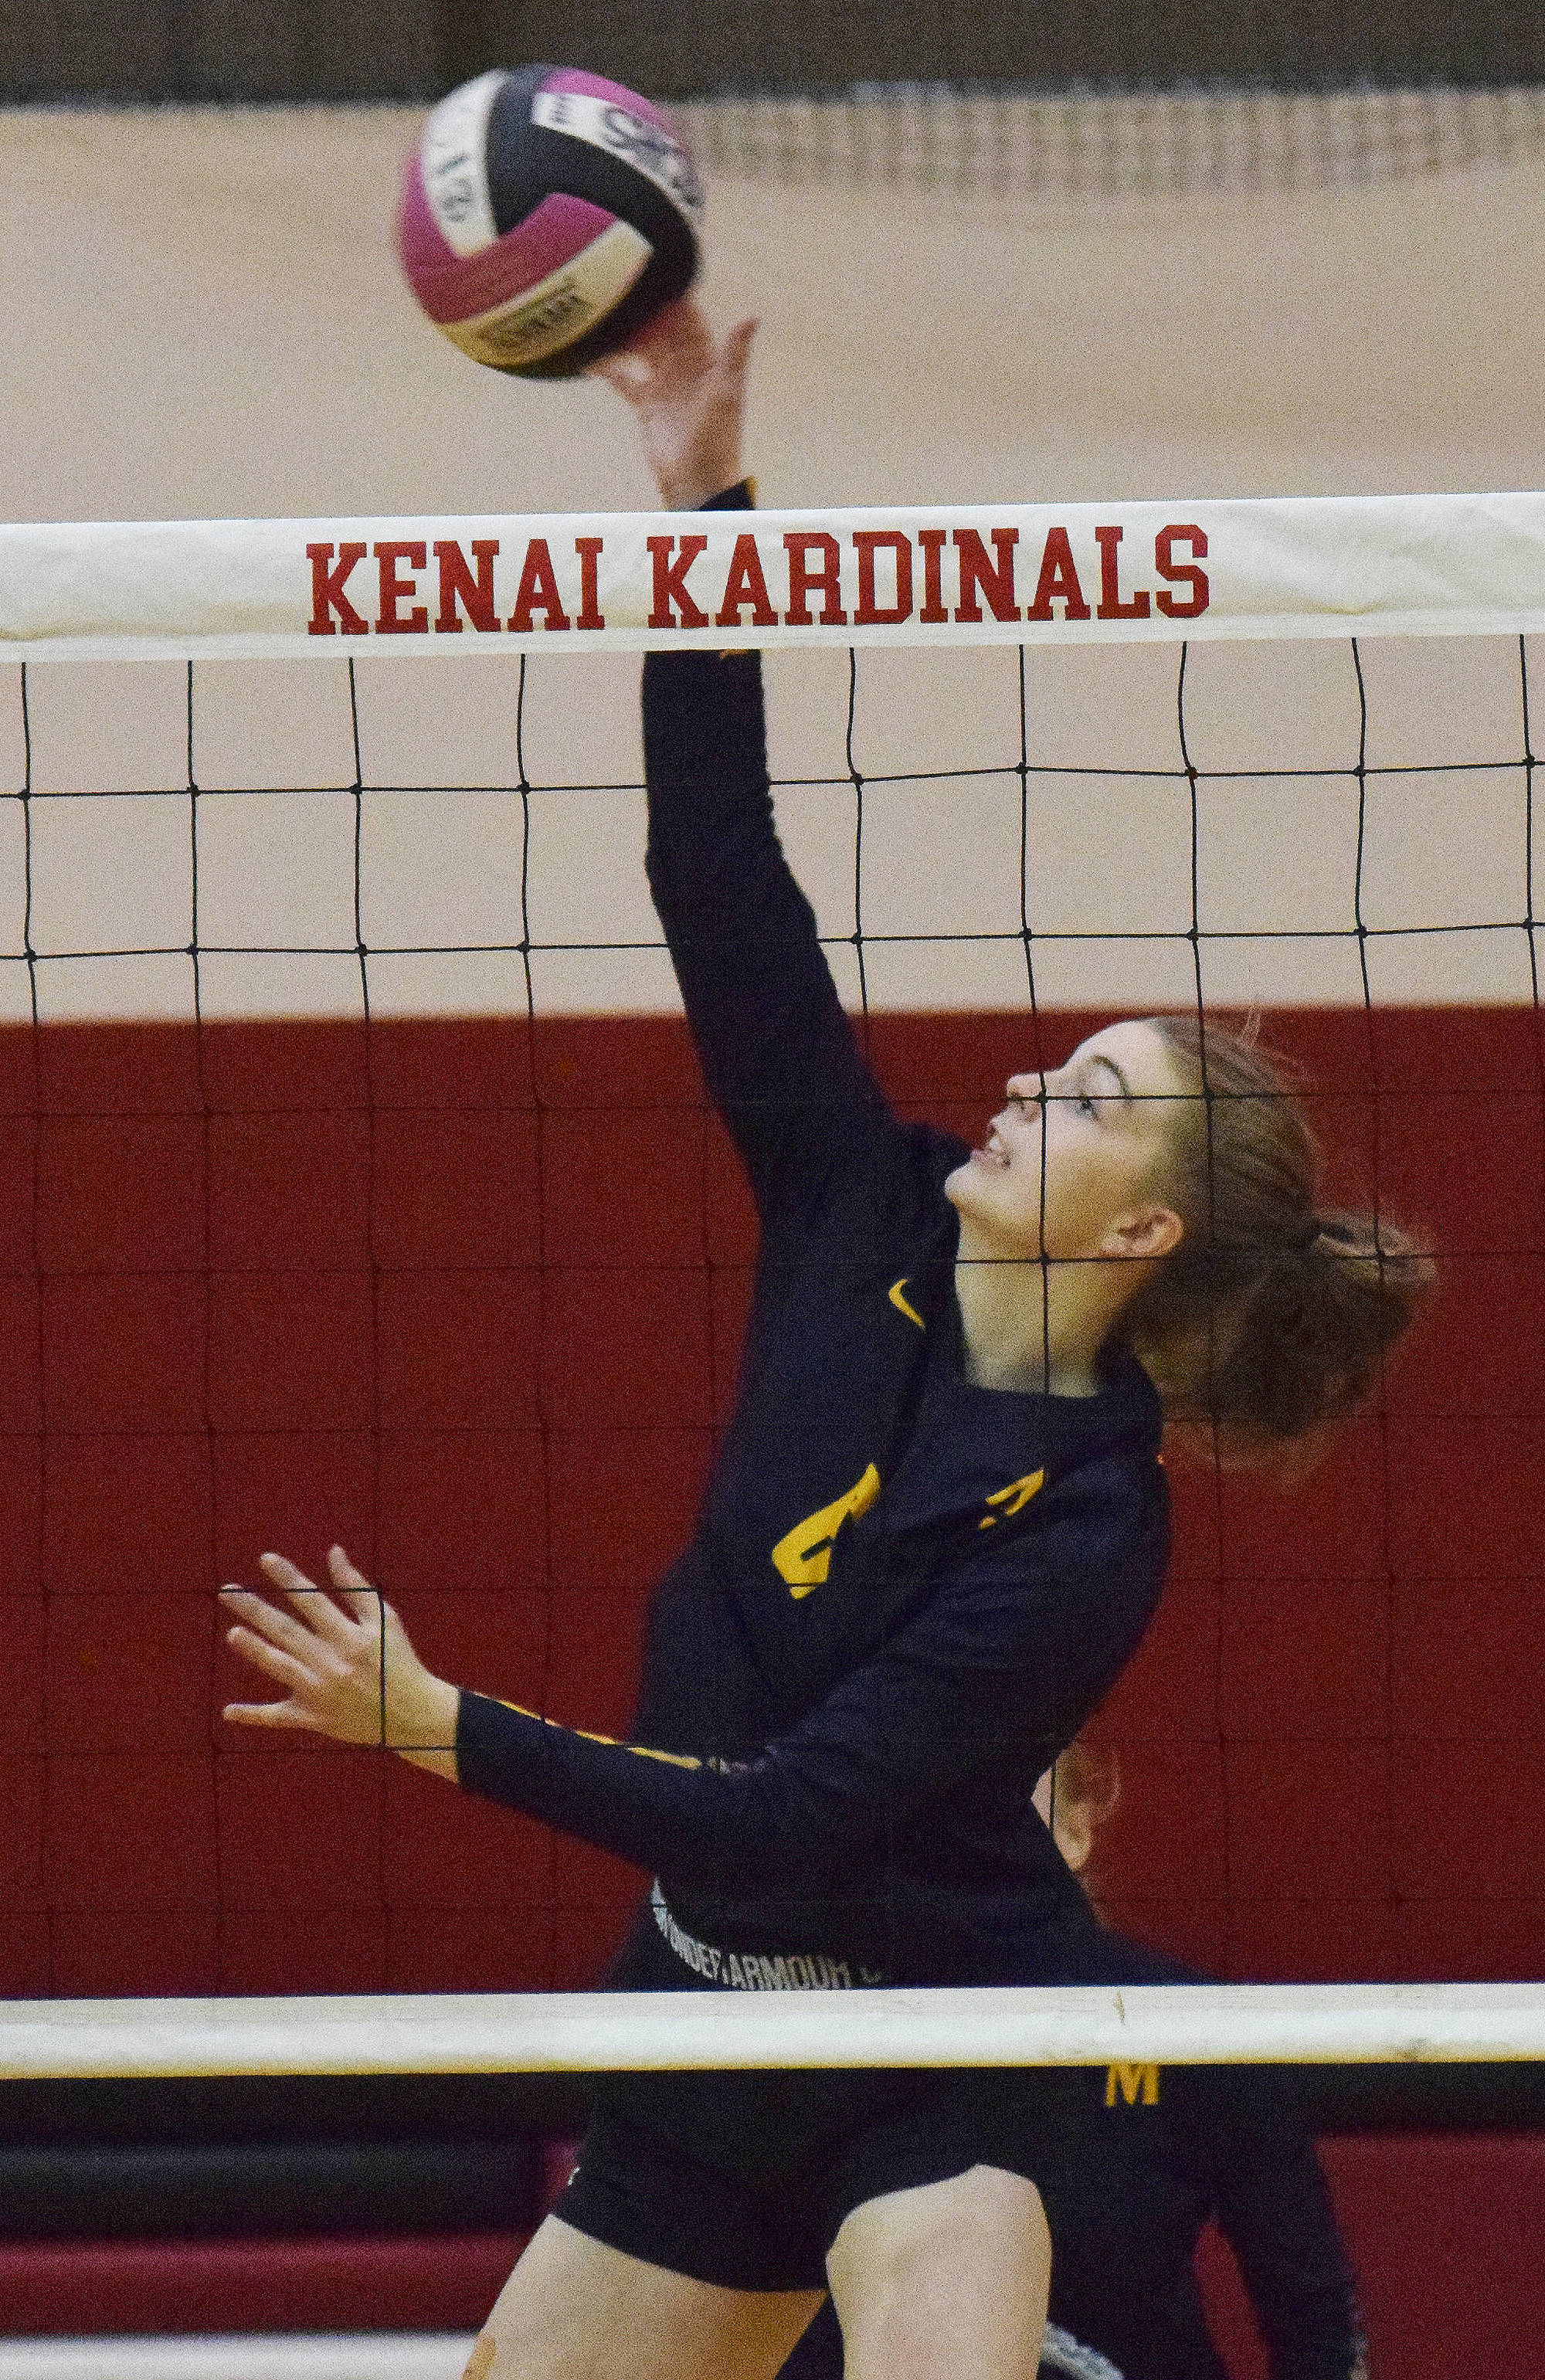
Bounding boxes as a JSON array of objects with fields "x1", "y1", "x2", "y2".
[
  {"x1": 978, "y1": 1470, "x2": 1046, "y2": 1530},
  {"x1": 772, "y1": 1464, "x2": 882, "y2": 1597}
]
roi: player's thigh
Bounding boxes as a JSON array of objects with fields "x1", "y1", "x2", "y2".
[
  {"x1": 827, "y1": 2164, "x2": 1051, "y2": 2380},
  {"x1": 466, "y1": 2210, "x2": 826, "y2": 2380}
]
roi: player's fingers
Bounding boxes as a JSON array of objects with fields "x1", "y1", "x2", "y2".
[
  {"x1": 326, "y1": 1543, "x2": 384, "y2": 1618},
  {"x1": 612, "y1": 294, "x2": 710, "y2": 391},
  {"x1": 643, "y1": 292, "x2": 709, "y2": 358},
  {"x1": 222, "y1": 1698, "x2": 309, "y2": 1730},
  {"x1": 721, "y1": 317, "x2": 759, "y2": 385},
  {"x1": 590, "y1": 348, "x2": 650, "y2": 394},
  {"x1": 223, "y1": 1625, "x2": 314, "y2": 1692},
  {"x1": 219, "y1": 1585, "x2": 325, "y2": 1659},
  {"x1": 326, "y1": 1543, "x2": 373, "y2": 1593},
  {"x1": 592, "y1": 297, "x2": 694, "y2": 385},
  {"x1": 259, "y1": 1552, "x2": 355, "y2": 1643},
  {"x1": 258, "y1": 1550, "x2": 318, "y2": 1596}
]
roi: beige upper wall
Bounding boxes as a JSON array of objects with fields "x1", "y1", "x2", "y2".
[
  {"x1": 3, "y1": 104, "x2": 1541, "y2": 522},
  {"x1": 1, "y1": 106, "x2": 1540, "y2": 1020}
]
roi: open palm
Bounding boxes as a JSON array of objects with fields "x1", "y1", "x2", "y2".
[
  {"x1": 593, "y1": 297, "x2": 756, "y2": 510},
  {"x1": 222, "y1": 1545, "x2": 458, "y2": 1772}
]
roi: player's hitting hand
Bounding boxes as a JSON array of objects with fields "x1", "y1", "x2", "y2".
[
  {"x1": 221, "y1": 1547, "x2": 460, "y2": 1772},
  {"x1": 593, "y1": 295, "x2": 756, "y2": 511}
]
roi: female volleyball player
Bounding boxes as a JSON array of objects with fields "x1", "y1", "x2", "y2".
[
  {"x1": 222, "y1": 302, "x2": 1425, "y2": 2380},
  {"x1": 778, "y1": 1749, "x2": 1367, "y2": 2380}
]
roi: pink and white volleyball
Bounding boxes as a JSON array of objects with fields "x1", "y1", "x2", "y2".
[{"x1": 396, "y1": 65, "x2": 702, "y2": 379}]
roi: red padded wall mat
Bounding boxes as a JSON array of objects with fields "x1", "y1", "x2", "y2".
[
  {"x1": 4, "y1": 2139, "x2": 1543, "y2": 2360},
  {"x1": 1199, "y1": 2134, "x2": 1545, "y2": 2379},
  {"x1": 2, "y1": 1006, "x2": 1541, "y2": 1996},
  {"x1": 0, "y1": 2230, "x2": 527, "y2": 2335}
]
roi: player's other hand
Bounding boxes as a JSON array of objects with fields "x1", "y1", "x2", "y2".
[
  {"x1": 221, "y1": 1546, "x2": 458, "y2": 1764},
  {"x1": 593, "y1": 296, "x2": 756, "y2": 511}
]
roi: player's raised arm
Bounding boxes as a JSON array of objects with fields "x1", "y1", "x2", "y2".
[{"x1": 596, "y1": 303, "x2": 896, "y2": 1218}]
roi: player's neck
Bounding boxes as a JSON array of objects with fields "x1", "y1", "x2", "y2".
[{"x1": 952, "y1": 1227, "x2": 1105, "y2": 1398}]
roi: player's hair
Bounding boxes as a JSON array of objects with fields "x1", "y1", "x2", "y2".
[{"x1": 1115, "y1": 1013, "x2": 1433, "y2": 1460}]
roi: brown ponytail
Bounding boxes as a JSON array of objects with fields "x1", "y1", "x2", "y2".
[{"x1": 1116, "y1": 1014, "x2": 1434, "y2": 1461}]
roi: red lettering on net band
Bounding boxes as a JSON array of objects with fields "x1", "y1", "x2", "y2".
[
  {"x1": 1094, "y1": 525, "x2": 1152, "y2": 621},
  {"x1": 574, "y1": 537, "x2": 606, "y2": 631},
  {"x1": 508, "y1": 538, "x2": 572, "y2": 633},
  {"x1": 374, "y1": 542, "x2": 430, "y2": 634},
  {"x1": 915, "y1": 529, "x2": 949, "y2": 624},
  {"x1": 852, "y1": 530, "x2": 914, "y2": 626},
  {"x1": 783, "y1": 532, "x2": 848, "y2": 627},
  {"x1": 715, "y1": 533, "x2": 779, "y2": 629},
  {"x1": 1155, "y1": 524, "x2": 1210, "y2": 618},
  {"x1": 647, "y1": 535, "x2": 711, "y2": 630},
  {"x1": 307, "y1": 542, "x2": 369, "y2": 637},
  {"x1": 1025, "y1": 527, "x2": 1092, "y2": 623},
  {"x1": 433, "y1": 539, "x2": 501, "y2": 634},
  {"x1": 953, "y1": 528, "x2": 1020, "y2": 623}
]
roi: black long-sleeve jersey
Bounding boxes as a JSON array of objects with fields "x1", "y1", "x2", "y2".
[
  {"x1": 456, "y1": 637, "x2": 1170, "y2": 1982},
  {"x1": 779, "y1": 1931, "x2": 1363, "y2": 2380}
]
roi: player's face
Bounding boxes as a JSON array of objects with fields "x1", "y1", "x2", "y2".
[{"x1": 946, "y1": 1020, "x2": 1189, "y2": 1268}]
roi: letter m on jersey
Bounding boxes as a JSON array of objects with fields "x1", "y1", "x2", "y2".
[
  {"x1": 1105, "y1": 2063, "x2": 1160, "y2": 2107},
  {"x1": 772, "y1": 1465, "x2": 881, "y2": 1597}
]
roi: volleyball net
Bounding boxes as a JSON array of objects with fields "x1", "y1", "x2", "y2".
[
  {"x1": 18, "y1": 1, "x2": 1545, "y2": 203},
  {"x1": 2, "y1": 489, "x2": 1543, "y2": 2373},
  {"x1": 2, "y1": 485, "x2": 1541, "y2": 2022}
]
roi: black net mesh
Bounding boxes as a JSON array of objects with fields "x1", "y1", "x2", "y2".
[
  {"x1": 2, "y1": 634, "x2": 1542, "y2": 2001},
  {"x1": 8, "y1": 3, "x2": 1545, "y2": 199}
]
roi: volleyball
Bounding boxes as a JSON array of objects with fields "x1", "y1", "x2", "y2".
[{"x1": 396, "y1": 64, "x2": 702, "y2": 379}]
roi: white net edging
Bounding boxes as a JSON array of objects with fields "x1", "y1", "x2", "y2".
[
  {"x1": 0, "y1": 2342, "x2": 475, "y2": 2380},
  {"x1": 3, "y1": 1984, "x2": 1544, "y2": 2080},
  {"x1": 5, "y1": 492, "x2": 1545, "y2": 663}
]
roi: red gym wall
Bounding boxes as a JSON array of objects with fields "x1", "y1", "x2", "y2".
[{"x1": 2, "y1": 999, "x2": 1540, "y2": 2001}]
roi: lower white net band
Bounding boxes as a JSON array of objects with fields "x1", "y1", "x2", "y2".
[
  {"x1": 0, "y1": 2342, "x2": 474, "y2": 2380},
  {"x1": 3, "y1": 1983, "x2": 1543, "y2": 2080}
]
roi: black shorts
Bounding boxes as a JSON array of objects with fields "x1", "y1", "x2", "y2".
[{"x1": 554, "y1": 1910, "x2": 1088, "y2": 2293}]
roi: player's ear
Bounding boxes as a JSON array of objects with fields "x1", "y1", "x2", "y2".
[{"x1": 1103, "y1": 1204, "x2": 1183, "y2": 1262}]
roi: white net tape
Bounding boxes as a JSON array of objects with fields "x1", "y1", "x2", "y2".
[
  {"x1": 5, "y1": 492, "x2": 1545, "y2": 663},
  {"x1": 4, "y1": 1984, "x2": 1544, "y2": 2080},
  {"x1": 0, "y1": 2342, "x2": 473, "y2": 2380}
]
